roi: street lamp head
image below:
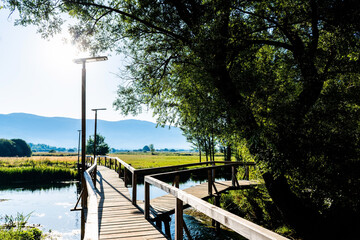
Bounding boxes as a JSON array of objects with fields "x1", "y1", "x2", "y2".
[
  {"x1": 92, "y1": 108, "x2": 107, "y2": 111},
  {"x1": 73, "y1": 56, "x2": 108, "y2": 64}
]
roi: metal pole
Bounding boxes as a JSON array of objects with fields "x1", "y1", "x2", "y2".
[
  {"x1": 93, "y1": 110, "x2": 98, "y2": 160},
  {"x1": 91, "y1": 108, "x2": 106, "y2": 160},
  {"x1": 77, "y1": 130, "x2": 81, "y2": 174},
  {"x1": 80, "y1": 61, "x2": 86, "y2": 240},
  {"x1": 81, "y1": 61, "x2": 86, "y2": 176}
]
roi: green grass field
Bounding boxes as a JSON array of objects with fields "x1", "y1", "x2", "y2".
[
  {"x1": 109, "y1": 152, "x2": 225, "y2": 169},
  {"x1": 0, "y1": 152, "x2": 257, "y2": 183}
]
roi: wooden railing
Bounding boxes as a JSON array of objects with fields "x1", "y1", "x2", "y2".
[
  {"x1": 82, "y1": 156, "x2": 99, "y2": 240},
  {"x1": 93, "y1": 156, "x2": 254, "y2": 205},
  {"x1": 144, "y1": 174, "x2": 288, "y2": 240}
]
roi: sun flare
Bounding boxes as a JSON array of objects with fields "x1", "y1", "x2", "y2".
[{"x1": 43, "y1": 34, "x2": 87, "y2": 68}]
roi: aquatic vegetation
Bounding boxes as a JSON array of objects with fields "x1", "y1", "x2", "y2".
[{"x1": 0, "y1": 213, "x2": 42, "y2": 240}]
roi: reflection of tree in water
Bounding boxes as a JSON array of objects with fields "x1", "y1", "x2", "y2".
[{"x1": 0, "y1": 181, "x2": 79, "y2": 192}]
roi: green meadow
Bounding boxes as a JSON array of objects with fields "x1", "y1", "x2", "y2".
[
  {"x1": 109, "y1": 152, "x2": 224, "y2": 169},
  {"x1": 0, "y1": 155, "x2": 78, "y2": 183}
]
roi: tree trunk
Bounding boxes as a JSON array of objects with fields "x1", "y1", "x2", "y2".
[
  {"x1": 205, "y1": 140, "x2": 208, "y2": 162},
  {"x1": 226, "y1": 144, "x2": 231, "y2": 161},
  {"x1": 199, "y1": 143, "x2": 202, "y2": 163},
  {"x1": 262, "y1": 173, "x2": 327, "y2": 240}
]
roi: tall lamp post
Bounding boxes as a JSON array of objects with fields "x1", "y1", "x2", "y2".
[
  {"x1": 92, "y1": 108, "x2": 106, "y2": 160},
  {"x1": 77, "y1": 130, "x2": 81, "y2": 174},
  {"x1": 73, "y1": 56, "x2": 107, "y2": 176},
  {"x1": 73, "y1": 56, "x2": 107, "y2": 240}
]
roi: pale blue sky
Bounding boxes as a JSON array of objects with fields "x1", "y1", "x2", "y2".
[{"x1": 0, "y1": 9, "x2": 155, "y2": 122}]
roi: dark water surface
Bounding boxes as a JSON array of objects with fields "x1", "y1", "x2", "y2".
[{"x1": 0, "y1": 181, "x2": 80, "y2": 240}]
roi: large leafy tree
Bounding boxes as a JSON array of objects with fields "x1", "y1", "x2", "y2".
[
  {"x1": 3, "y1": 0, "x2": 360, "y2": 238},
  {"x1": 0, "y1": 138, "x2": 31, "y2": 157},
  {"x1": 86, "y1": 134, "x2": 110, "y2": 156},
  {"x1": 11, "y1": 138, "x2": 32, "y2": 157}
]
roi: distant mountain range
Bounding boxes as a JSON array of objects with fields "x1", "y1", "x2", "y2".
[{"x1": 0, "y1": 113, "x2": 190, "y2": 150}]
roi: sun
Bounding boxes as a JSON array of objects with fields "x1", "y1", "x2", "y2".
[{"x1": 42, "y1": 34, "x2": 87, "y2": 69}]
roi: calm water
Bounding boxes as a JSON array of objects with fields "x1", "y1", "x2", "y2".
[{"x1": 0, "y1": 181, "x2": 80, "y2": 240}]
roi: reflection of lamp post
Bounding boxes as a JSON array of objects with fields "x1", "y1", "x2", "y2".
[{"x1": 92, "y1": 108, "x2": 106, "y2": 160}]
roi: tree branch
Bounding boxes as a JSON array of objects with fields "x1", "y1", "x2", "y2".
[
  {"x1": 64, "y1": 0, "x2": 188, "y2": 43},
  {"x1": 246, "y1": 39, "x2": 294, "y2": 50}
]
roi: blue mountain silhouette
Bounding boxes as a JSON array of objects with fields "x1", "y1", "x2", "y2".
[{"x1": 0, "y1": 113, "x2": 189, "y2": 149}]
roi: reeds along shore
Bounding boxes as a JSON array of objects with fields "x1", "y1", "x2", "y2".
[{"x1": 0, "y1": 156, "x2": 78, "y2": 183}]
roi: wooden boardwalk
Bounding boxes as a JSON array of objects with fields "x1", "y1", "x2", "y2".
[
  {"x1": 96, "y1": 166, "x2": 167, "y2": 239},
  {"x1": 138, "y1": 180, "x2": 259, "y2": 218}
]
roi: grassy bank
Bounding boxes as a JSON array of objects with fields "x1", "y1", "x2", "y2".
[
  {"x1": 0, "y1": 156, "x2": 78, "y2": 183},
  {"x1": 0, "y1": 166, "x2": 77, "y2": 183}
]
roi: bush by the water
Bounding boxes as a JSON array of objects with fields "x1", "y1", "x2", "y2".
[
  {"x1": 0, "y1": 138, "x2": 31, "y2": 157},
  {"x1": 0, "y1": 213, "x2": 42, "y2": 240}
]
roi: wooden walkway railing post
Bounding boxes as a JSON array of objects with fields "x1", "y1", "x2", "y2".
[
  {"x1": 144, "y1": 181, "x2": 150, "y2": 220},
  {"x1": 132, "y1": 171, "x2": 137, "y2": 205},
  {"x1": 174, "y1": 174, "x2": 183, "y2": 240},
  {"x1": 118, "y1": 162, "x2": 122, "y2": 178},
  {"x1": 232, "y1": 165, "x2": 236, "y2": 186},
  {"x1": 244, "y1": 165, "x2": 250, "y2": 180},
  {"x1": 208, "y1": 169, "x2": 212, "y2": 196},
  {"x1": 92, "y1": 165, "x2": 97, "y2": 187},
  {"x1": 124, "y1": 167, "x2": 128, "y2": 186}
]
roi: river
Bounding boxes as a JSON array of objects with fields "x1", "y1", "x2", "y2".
[{"x1": 0, "y1": 181, "x2": 81, "y2": 239}]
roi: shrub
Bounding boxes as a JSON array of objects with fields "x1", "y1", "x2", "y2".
[
  {"x1": 0, "y1": 138, "x2": 32, "y2": 157},
  {"x1": 11, "y1": 139, "x2": 32, "y2": 157}
]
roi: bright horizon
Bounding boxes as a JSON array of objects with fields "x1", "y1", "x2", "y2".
[{"x1": 0, "y1": 9, "x2": 156, "y2": 123}]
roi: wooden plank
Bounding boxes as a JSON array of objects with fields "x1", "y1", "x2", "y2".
[{"x1": 95, "y1": 166, "x2": 166, "y2": 240}]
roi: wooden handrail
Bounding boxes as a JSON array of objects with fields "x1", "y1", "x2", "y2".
[
  {"x1": 135, "y1": 161, "x2": 255, "y2": 175},
  {"x1": 103, "y1": 156, "x2": 136, "y2": 173},
  {"x1": 145, "y1": 175, "x2": 288, "y2": 240},
  {"x1": 82, "y1": 157, "x2": 99, "y2": 240},
  {"x1": 96, "y1": 156, "x2": 254, "y2": 205},
  {"x1": 147, "y1": 162, "x2": 250, "y2": 178}
]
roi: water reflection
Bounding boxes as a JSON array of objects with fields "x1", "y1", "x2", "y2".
[{"x1": 0, "y1": 181, "x2": 80, "y2": 240}]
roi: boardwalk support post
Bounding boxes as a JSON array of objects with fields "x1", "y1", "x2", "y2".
[
  {"x1": 175, "y1": 174, "x2": 183, "y2": 240},
  {"x1": 118, "y1": 162, "x2": 122, "y2": 178},
  {"x1": 208, "y1": 169, "x2": 212, "y2": 196},
  {"x1": 244, "y1": 165, "x2": 249, "y2": 180},
  {"x1": 175, "y1": 198, "x2": 183, "y2": 240},
  {"x1": 124, "y1": 167, "x2": 128, "y2": 186},
  {"x1": 163, "y1": 215, "x2": 171, "y2": 237},
  {"x1": 132, "y1": 171, "x2": 137, "y2": 205},
  {"x1": 145, "y1": 181, "x2": 150, "y2": 220},
  {"x1": 232, "y1": 165, "x2": 236, "y2": 187},
  {"x1": 212, "y1": 194, "x2": 221, "y2": 234}
]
